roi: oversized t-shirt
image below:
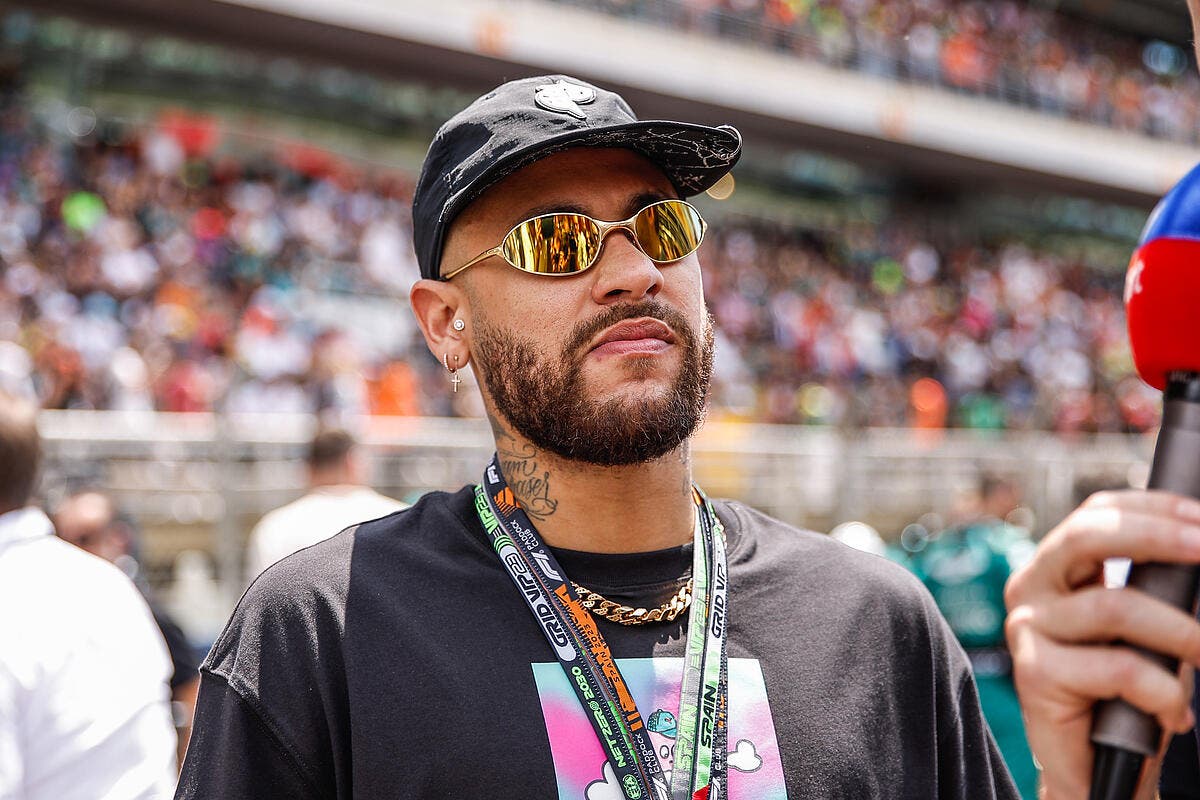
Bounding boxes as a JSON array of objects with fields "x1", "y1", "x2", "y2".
[{"x1": 176, "y1": 487, "x2": 1018, "y2": 800}]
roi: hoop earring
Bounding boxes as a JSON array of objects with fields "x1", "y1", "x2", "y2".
[{"x1": 444, "y1": 353, "x2": 462, "y2": 393}]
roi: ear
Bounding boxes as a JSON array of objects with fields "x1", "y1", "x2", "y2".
[{"x1": 409, "y1": 278, "x2": 471, "y2": 370}]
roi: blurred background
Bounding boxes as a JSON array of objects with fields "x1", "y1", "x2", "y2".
[{"x1": 0, "y1": 0, "x2": 1190, "y2": 655}]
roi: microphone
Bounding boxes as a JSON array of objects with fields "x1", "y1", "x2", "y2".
[{"x1": 1089, "y1": 162, "x2": 1200, "y2": 800}]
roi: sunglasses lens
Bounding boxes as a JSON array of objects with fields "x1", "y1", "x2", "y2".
[
  {"x1": 502, "y1": 214, "x2": 600, "y2": 274},
  {"x1": 634, "y1": 200, "x2": 705, "y2": 263}
]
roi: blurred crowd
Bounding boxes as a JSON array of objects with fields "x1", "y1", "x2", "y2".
[
  {"x1": 0, "y1": 90, "x2": 1155, "y2": 432},
  {"x1": 560, "y1": 0, "x2": 1200, "y2": 145},
  {"x1": 703, "y1": 220, "x2": 1157, "y2": 432},
  {"x1": 0, "y1": 93, "x2": 452, "y2": 421}
]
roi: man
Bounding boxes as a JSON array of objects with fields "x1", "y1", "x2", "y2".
[
  {"x1": 243, "y1": 427, "x2": 404, "y2": 581},
  {"x1": 0, "y1": 392, "x2": 176, "y2": 799},
  {"x1": 177, "y1": 76, "x2": 1017, "y2": 799},
  {"x1": 55, "y1": 490, "x2": 202, "y2": 767}
]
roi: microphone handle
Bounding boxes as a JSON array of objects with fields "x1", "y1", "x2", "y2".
[{"x1": 1090, "y1": 372, "x2": 1200, "y2": 800}]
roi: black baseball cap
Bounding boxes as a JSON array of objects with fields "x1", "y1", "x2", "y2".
[{"x1": 412, "y1": 74, "x2": 742, "y2": 281}]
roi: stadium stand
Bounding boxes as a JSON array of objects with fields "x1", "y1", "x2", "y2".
[
  {"x1": 551, "y1": 0, "x2": 1200, "y2": 145},
  {"x1": 0, "y1": 78, "x2": 1159, "y2": 433}
]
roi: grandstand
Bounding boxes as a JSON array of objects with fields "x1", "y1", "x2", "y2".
[
  {"x1": 28, "y1": 0, "x2": 1197, "y2": 200},
  {"x1": 0, "y1": 0, "x2": 1185, "y2": 634}
]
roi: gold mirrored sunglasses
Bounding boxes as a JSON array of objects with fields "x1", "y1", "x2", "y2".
[{"x1": 441, "y1": 199, "x2": 707, "y2": 280}]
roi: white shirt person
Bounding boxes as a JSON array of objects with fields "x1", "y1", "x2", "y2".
[
  {"x1": 0, "y1": 506, "x2": 176, "y2": 800},
  {"x1": 244, "y1": 428, "x2": 404, "y2": 582}
]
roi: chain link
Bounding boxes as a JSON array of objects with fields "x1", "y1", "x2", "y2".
[{"x1": 571, "y1": 579, "x2": 693, "y2": 626}]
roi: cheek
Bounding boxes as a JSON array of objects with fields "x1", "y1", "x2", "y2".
[
  {"x1": 475, "y1": 286, "x2": 577, "y2": 348},
  {"x1": 668, "y1": 260, "x2": 708, "y2": 325}
]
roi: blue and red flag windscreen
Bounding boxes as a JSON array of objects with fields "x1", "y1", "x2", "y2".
[{"x1": 1127, "y1": 161, "x2": 1200, "y2": 391}]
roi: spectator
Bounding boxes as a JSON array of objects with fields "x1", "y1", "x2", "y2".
[
  {"x1": 0, "y1": 390, "x2": 176, "y2": 799},
  {"x1": 896, "y1": 474, "x2": 1038, "y2": 798},
  {"x1": 54, "y1": 490, "x2": 202, "y2": 768},
  {"x1": 244, "y1": 427, "x2": 405, "y2": 581}
]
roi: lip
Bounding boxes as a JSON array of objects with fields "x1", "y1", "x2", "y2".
[{"x1": 588, "y1": 318, "x2": 677, "y2": 356}]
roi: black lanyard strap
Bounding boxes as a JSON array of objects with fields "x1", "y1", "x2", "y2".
[{"x1": 475, "y1": 455, "x2": 729, "y2": 800}]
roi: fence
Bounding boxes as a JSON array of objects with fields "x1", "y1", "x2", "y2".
[{"x1": 36, "y1": 409, "x2": 1152, "y2": 639}]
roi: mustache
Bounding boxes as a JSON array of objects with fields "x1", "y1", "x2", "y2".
[{"x1": 562, "y1": 300, "x2": 694, "y2": 359}]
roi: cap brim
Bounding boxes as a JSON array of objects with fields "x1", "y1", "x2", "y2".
[{"x1": 434, "y1": 121, "x2": 741, "y2": 279}]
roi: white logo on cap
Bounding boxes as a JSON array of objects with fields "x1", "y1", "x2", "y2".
[{"x1": 534, "y1": 80, "x2": 596, "y2": 120}]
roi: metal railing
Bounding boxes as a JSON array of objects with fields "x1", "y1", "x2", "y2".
[
  {"x1": 38, "y1": 409, "x2": 1150, "y2": 543},
  {"x1": 36, "y1": 409, "x2": 1151, "y2": 641}
]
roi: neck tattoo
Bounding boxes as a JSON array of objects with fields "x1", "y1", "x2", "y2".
[{"x1": 496, "y1": 440, "x2": 558, "y2": 521}]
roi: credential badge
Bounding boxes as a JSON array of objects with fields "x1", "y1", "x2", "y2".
[{"x1": 534, "y1": 80, "x2": 596, "y2": 120}]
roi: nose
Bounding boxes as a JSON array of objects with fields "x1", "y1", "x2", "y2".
[{"x1": 588, "y1": 228, "x2": 664, "y2": 304}]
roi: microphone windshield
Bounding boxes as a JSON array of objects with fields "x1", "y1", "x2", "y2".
[{"x1": 1127, "y1": 161, "x2": 1200, "y2": 390}]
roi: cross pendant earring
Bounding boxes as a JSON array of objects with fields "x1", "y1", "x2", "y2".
[{"x1": 445, "y1": 353, "x2": 462, "y2": 393}]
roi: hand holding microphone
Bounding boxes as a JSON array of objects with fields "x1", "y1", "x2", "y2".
[
  {"x1": 1086, "y1": 165, "x2": 1200, "y2": 800},
  {"x1": 1005, "y1": 163, "x2": 1200, "y2": 800}
]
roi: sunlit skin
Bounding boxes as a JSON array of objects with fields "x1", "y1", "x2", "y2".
[{"x1": 410, "y1": 148, "x2": 706, "y2": 553}]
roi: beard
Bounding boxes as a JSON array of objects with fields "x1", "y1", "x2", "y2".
[{"x1": 473, "y1": 300, "x2": 715, "y2": 467}]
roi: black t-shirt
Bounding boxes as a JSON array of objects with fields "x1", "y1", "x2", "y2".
[
  {"x1": 1159, "y1": 677, "x2": 1200, "y2": 798},
  {"x1": 176, "y1": 487, "x2": 1018, "y2": 800}
]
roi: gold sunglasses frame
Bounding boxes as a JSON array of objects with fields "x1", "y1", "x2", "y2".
[{"x1": 441, "y1": 199, "x2": 707, "y2": 280}]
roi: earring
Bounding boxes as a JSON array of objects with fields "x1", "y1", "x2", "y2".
[
  {"x1": 444, "y1": 353, "x2": 462, "y2": 393},
  {"x1": 452, "y1": 319, "x2": 466, "y2": 331}
]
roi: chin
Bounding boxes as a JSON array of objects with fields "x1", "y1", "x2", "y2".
[
  {"x1": 586, "y1": 365, "x2": 676, "y2": 402},
  {"x1": 588, "y1": 350, "x2": 679, "y2": 381}
]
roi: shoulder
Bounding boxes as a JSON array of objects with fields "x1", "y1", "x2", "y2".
[
  {"x1": 249, "y1": 489, "x2": 407, "y2": 542},
  {"x1": 717, "y1": 499, "x2": 925, "y2": 587},
  {"x1": 350, "y1": 487, "x2": 407, "y2": 514},
  {"x1": 0, "y1": 536, "x2": 168, "y2": 680},
  {"x1": 716, "y1": 499, "x2": 970, "y2": 688},
  {"x1": 0, "y1": 535, "x2": 150, "y2": 614},
  {"x1": 238, "y1": 486, "x2": 471, "y2": 594},
  {"x1": 715, "y1": 498, "x2": 942, "y2": 621},
  {"x1": 341, "y1": 485, "x2": 479, "y2": 557},
  {"x1": 210, "y1": 488, "x2": 474, "y2": 677}
]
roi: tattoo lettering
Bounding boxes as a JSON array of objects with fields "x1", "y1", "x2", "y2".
[{"x1": 498, "y1": 443, "x2": 559, "y2": 520}]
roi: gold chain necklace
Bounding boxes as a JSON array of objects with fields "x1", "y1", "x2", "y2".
[
  {"x1": 571, "y1": 579, "x2": 693, "y2": 626},
  {"x1": 570, "y1": 522, "x2": 725, "y2": 626}
]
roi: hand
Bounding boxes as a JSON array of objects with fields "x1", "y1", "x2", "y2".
[{"x1": 1004, "y1": 490, "x2": 1200, "y2": 799}]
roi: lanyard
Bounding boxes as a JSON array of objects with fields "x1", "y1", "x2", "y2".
[{"x1": 476, "y1": 455, "x2": 729, "y2": 800}]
